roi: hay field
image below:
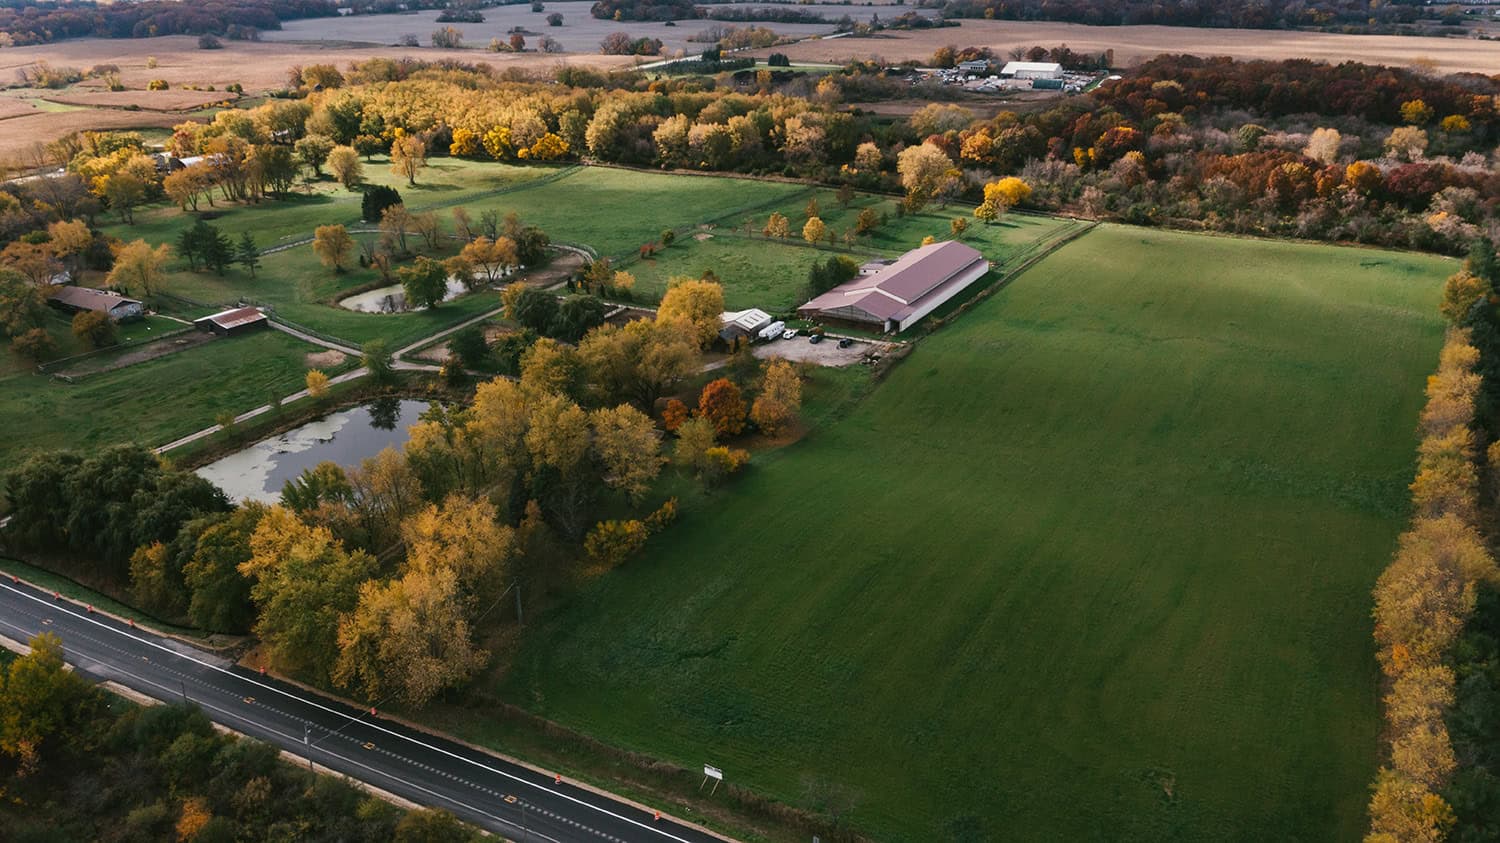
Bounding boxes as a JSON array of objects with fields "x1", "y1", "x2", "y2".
[
  {"x1": 497, "y1": 224, "x2": 1451, "y2": 841},
  {"x1": 749, "y1": 19, "x2": 1500, "y2": 74}
]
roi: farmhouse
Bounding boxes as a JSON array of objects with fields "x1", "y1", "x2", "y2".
[
  {"x1": 1000, "y1": 61, "x2": 1063, "y2": 80},
  {"x1": 798, "y1": 241, "x2": 989, "y2": 333},
  {"x1": 47, "y1": 286, "x2": 143, "y2": 322},
  {"x1": 194, "y1": 306, "x2": 268, "y2": 337}
]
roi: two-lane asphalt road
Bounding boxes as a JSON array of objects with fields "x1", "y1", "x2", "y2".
[{"x1": 0, "y1": 575, "x2": 728, "y2": 843}]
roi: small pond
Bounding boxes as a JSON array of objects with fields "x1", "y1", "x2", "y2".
[
  {"x1": 338, "y1": 277, "x2": 469, "y2": 313},
  {"x1": 196, "y1": 398, "x2": 429, "y2": 503}
]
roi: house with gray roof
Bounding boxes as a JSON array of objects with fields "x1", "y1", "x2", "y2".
[{"x1": 47, "y1": 286, "x2": 144, "y2": 322}]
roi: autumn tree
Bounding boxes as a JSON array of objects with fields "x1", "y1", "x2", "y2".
[
  {"x1": 524, "y1": 392, "x2": 595, "y2": 536},
  {"x1": 46, "y1": 218, "x2": 91, "y2": 280},
  {"x1": 312, "y1": 224, "x2": 353, "y2": 272},
  {"x1": 1439, "y1": 270, "x2": 1489, "y2": 324},
  {"x1": 577, "y1": 317, "x2": 699, "y2": 408},
  {"x1": 590, "y1": 404, "x2": 662, "y2": 502},
  {"x1": 461, "y1": 236, "x2": 517, "y2": 285},
  {"x1": 240, "y1": 507, "x2": 377, "y2": 680},
  {"x1": 71, "y1": 310, "x2": 117, "y2": 349},
  {"x1": 803, "y1": 215, "x2": 826, "y2": 245},
  {"x1": 750, "y1": 359, "x2": 802, "y2": 435},
  {"x1": 697, "y1": 377, "x2": 746, "y2": 437},
  {"x1": 326, "y1": 144, "x2": 364, "y2": 189},
  {"x1": 334, "y1": 566, "x2": 485, "y2": 707},
  {"x1": 103, "y1": 172, "x2": 145, "y2": 223},
  {"x1": 1303, "y1": 127, "x2": 1341, "y2": 165},
  {"x1": 399, "y1": 256, "x2": 449, "y2": 310},
  {"x1": 519, "y1": 337, "x2": 580, "y2": 398},
  {"x1": 104, "y1": 239, "x2": 171, "y2": 297},
  {"x1": 657, "y1": 277, "x2": 725, "y2": 349},
  {"x1": 294, "y1": 134, "x2": 335, "y2": 176},
  {"x1": 896, "y1": 142, "x2": 959, "y2": 209},
  {"x1": 401, "y1": 496, "x2": 515, "y2": 604},
  {"x1": 583, "y1": 519, "x2": 648, "y2": 569},
  {"x1": 389, "y1": 133, "x2": 427, "y2": 186},
  {"x1": 1, "y1": 242, "x2": 59, "y2": 288},
  {"x1": 0, "y1": 632, "x2": 105, "y2": 776},
  {"x1": 305, "y1": 368, "x2": 330, "y2": 400},
  {"x1": 763, "y1": 212, "x2": 791, "y2": 239}
]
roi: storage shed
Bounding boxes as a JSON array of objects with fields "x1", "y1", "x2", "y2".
[{"x1": 194, "y1": 306, "x2": 268, "y2": 337}]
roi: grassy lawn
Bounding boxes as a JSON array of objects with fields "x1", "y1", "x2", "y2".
[
  {"x1": 102, "y1": 157, "x2": 558, "y2": 250},
  {"x1": 492, "y1": 225, "x2": 1450, "y2": 841},
  {"x1": 466, "y1": 166, "x2": 810, "y2": 258},
  {"x1": 627, "y1": 235, "x2": 845, "y2": 313},
  {"x1": 0, "y1": 329, "x2": 348, "y2": 467}
]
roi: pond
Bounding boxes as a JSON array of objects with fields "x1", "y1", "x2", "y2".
[
  {"x1": 196, "y1": 398, "x2": 430, "y2": 503},
  {"x1": 337, "y1": 276, "x2": 470, "y2": 313}
]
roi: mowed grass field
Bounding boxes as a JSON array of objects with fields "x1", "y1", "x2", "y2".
[
  {"x1": 496, "y1": 225, "x2": 1450, "y2": 840},
  {"x1": 0, "y1": 329, "x2": 340, "y2": 468}
]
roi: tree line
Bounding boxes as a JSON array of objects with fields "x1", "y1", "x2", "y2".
[
  {"x1": 0, "y1": 633, "x2": 481, "y2": 841},
  {"x1": 1367, "y1": 239, "x2": 1500, "y2": 841}
]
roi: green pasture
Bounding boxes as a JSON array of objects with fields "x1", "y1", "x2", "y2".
[
  {"x1": 0, "y1": 328, "x2": 345, "y2": 468},
  {"x1": 494, "y1": 225, "x2": 1451, "y2": 841}
]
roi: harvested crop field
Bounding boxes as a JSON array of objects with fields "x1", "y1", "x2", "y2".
[
  {"x1": 0, "y1": 97, "x2": 39, "y2": 120},
  {"x1": 748, "y1": 20, "x2": 1500, "y2": 74},
  {"x1": 41, "y1": 89, "x2": 234, "y2": 111},
  {"x1": 0, "y1": 35, "x2": 635, "y2": 96},
  {"x1": 0, "y1": 109, "x2": 185, "y2": 158},
  {"x1": 266, "y1": 1, "x2": 836, "y2": 54},
  {"x1": 497, "y1": 224, "x2": 1452, "y2": 841}
]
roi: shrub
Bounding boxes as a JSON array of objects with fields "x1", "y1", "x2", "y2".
[
  {"x1": 361, "y1": 185, "x2": 403, "y2": 223},
  {"x1": 147, "y1": 78, "x2": 169, "y2": 90}
]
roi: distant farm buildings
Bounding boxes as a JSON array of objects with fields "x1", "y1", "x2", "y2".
[
  {"x1": 1000, "y1": 61, "x2": 1063, "y2": 80},
  {"x1": 798, "y1": 241, "x2": 990, "y2": 333},
  {"x1": 194, "y1": 306, "x2": 268, "y2": 337},
  {"x1": 47, "y1": 286, "x2": 143, "y2": 322}
]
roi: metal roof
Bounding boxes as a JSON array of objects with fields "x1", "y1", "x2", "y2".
[
  {"x1": 799, "y1": 241, "x2": 986, "y2": 323},
  {"x1": 195, "y1": 306, "x2": 267, "y2": 330},
  {"x1": 48, "y1": 285, "x2": 140, "y2": 312}
]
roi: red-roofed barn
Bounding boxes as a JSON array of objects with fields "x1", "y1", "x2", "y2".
[{"x1": 797, "y1": 241, "x2": 990, "y2": 333}]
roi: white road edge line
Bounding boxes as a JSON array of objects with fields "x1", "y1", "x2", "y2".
[{"x1": 0, "y1": 582, "x2": 701, "y2": 843}]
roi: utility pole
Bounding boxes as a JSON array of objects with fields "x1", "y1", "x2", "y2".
[
  {"x1": 180, "y1": 680, "x2": 188, "y2": 706},
  {"x1": 304, "y1": 722, "x2": 314, "y2": 772},
  {"x1": 514, "y1": 583, "x2": 523, "y2": 626}
]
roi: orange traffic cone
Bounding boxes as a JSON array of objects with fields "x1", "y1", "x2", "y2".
[
  {"x1": 86, "y1": 604, "x2": 94, "y2": 613},
  {"x1": 555, "y1": 774, "x2": 562, "y2": 785},
  {"x1": 654, "y1": 810, "x2": 661, "y2": 821}
]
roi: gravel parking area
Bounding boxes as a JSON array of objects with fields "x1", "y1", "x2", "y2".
[{"x1": 753, "y1": 335, "x2": 891, "y2": 367}]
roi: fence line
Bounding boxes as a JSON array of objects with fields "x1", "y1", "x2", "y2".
[{"x1": 36, "y1": 325, "x2": 195, "y2": 375}]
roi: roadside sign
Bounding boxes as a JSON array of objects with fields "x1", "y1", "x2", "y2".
[{"x1": 700, "y1": 764, "x2": 723, "y2": 795}]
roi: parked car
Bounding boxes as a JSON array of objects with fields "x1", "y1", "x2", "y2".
[
  {"x1": 838, "y1": 337, "x2": 854, "y2": 348},
  {"x1": 782, "y1": 329, "x2": 799, "y2": 340},
  {"x1": 809, "y1": 333, "x2": 824, "y2": 344}
]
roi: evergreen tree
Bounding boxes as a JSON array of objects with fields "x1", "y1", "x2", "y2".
[
  {"x1": 204, "y1": 225, "x2": 234, "y2": 275},
  {"x1": 237, "y1": 232, "x2": 261, "y2": 278}
]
